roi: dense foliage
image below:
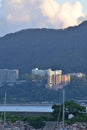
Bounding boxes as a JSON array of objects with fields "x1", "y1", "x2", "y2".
[
  {"x1": 52, "y1": 100, "x2": 86, "y2": 123},
  {"x1": 0, "y1": 113, "x2": 46, "y2": 129},
  {"x1": 0, "y1": 76, "x2": 87, "y2": 103},
  {"x1": 23, "y1": 116, "x2": 45, "y2": 129}
]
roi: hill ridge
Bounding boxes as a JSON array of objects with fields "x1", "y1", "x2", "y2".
[{"x1": 0, "y1": 20, "x2": 87, "y2": 75}]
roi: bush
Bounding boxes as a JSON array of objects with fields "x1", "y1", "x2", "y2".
[{"x1": 23, "y1": 116, "x2": 45, "y2": 129}]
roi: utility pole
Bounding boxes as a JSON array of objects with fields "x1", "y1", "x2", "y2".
[
  {"x1": 63, "y1": 89, "x2": 65, "y2": 130},
  {"x1": 4, "y1": 92, "x2": 6, "y2": 130}
]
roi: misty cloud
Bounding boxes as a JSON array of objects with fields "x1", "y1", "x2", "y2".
[{"x1": 0, "y1": 0, "x2": 86, "y2": 36}]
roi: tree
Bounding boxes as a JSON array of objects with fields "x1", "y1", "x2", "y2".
[
  {"x1": 52, "y1": 100, "x2": 86, "y2": 121},
  {"x1": 52, "y1": 104, "x2": 62, "y2": 120},
  {"x1": 65, "y1": 100, "x2": 86, "y2": 116}
]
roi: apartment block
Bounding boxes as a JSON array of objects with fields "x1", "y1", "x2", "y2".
[
  {"x1": 47, "y1": 69, "x2": 62, "y2": 88},
  {"x1": 62, "y1": 75, "x2": 70, "y2": 84},
  {"x1": 0, "y1": 69, "x2": 19, "y2": 84},
  {"x1": 32, "y1": 68, "x2": 46, "y2": 77},
  {"x1": 32, "y1": 68, "x2": 70, "y2": 89}
]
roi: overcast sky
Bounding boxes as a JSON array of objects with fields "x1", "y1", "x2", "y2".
[{"x1": 0, "y1": 0, "x2": 87, "y2": 36}]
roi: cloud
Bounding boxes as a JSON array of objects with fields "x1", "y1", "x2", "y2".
[
  {"x1": 1, "y1": 0, "x2": 31, "y2": 23},
  {"x1": 78, "y1": 15, "x2": 87, "y2": 23},
  {"x1": 40, "y1": 0, "x2": 85, "y2": 28},
  {"x1": 0, "y1": 0, "x2": 86, "y2": 35}
]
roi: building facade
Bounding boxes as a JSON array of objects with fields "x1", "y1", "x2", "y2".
[
  {"x1": 47, "y1": 69, "x2": 70, "y2": 89},
  {"x1": 32, "y1": 68, "x2": 70, "y2": 89},
  {"x1": 0, "y1": 69, "x2": 19, "y2": 84}
]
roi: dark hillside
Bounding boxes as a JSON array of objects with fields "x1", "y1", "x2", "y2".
[{"x1": 0, "y1": 21, "x2": 87, "y2": 75}]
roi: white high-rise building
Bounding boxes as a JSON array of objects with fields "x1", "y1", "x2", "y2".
[
  {"x1": 6, "y1": 69, "x2": 19, "y2": 82},
  {"x1": 32, "y1": 68, "x2": 46, "y2": 77},
  {"x1": 0, "y1": 69, "x2": 19, "y2": 84}
]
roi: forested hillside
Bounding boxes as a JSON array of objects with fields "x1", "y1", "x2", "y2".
[
  {"x1": 0, "y1": 21, "x2": 87, "y2": 76},
  {"x1": 0, "y1": 77, "x2": 87, "y2": 104}
]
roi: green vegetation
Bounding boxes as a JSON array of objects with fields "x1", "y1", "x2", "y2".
[
  {"x1": 0, "y1": 113, "x2": 22, "y2": 123},
  {"x1": 0, "y1": 76, "x2": 87, "y2": 103},
  {"x1": 67, "y1": 114, "x2": 87, "y2": 124},
  {"x1": 65, "y1": 100, "x2": 86, "y2": 115},
  {"x1": 52, "y1": 100, "x2": 87, "y2": 123},
  {"x1": 0, "y1": 100, "x2": 87, "y2": 128},
  {"x1": 23, "y1": 116, "x2": 45, "y2": 129},
  {"x1": 0, "y1": 113, "x2": 46, "y2": 129}
]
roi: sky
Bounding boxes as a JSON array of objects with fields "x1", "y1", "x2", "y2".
[{"x1": 0, "y1": 0, "x2": 87, "y2": 36}]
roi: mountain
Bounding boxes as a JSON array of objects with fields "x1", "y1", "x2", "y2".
[
  {"x1": 0, "y1": 21, "x2": 87, "y2": 103},
  {"x1": 0, "y1": 21, "x2": 87, "y2": 76}
]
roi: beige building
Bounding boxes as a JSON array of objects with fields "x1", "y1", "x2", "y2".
[
  {"x1": 55, "y1": 74, "x2": 62, "y2": 85},
  {"x1": 47, "y1": 69, "x2": 62, "y2": 88},
  {"x1": 62, "y1": 75, "x2": 70, "y2": 84},
  {"x1": 32, "y1": 68, "x2": 70, "y2": 89},
  {"x1": 47, "y1": 69, "x2": 55, "y2": 87},
  {"x1": 47, "y1": 69, "x2": 70, "y2": 89}
]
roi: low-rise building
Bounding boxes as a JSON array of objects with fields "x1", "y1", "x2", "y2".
[
  {"x1": 32, "y1": 68, "x2": 47, "y2": 77},
  {"x1": 69, "y1": 73, "x2": 85, "y2": 78}
]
